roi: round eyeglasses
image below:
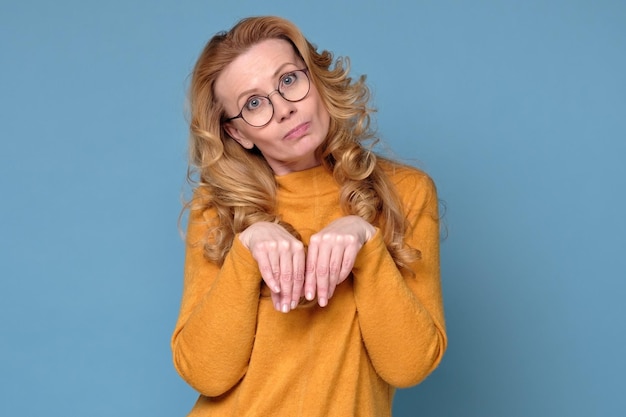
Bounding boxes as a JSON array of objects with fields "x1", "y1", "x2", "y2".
[{"x1": 223, "y1": 68, "x2": 310, "y2": 127}]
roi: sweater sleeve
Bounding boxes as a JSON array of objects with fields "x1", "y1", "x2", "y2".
[
  {"x1": 171, "y1": 204, "x2": 261, "y2": 397},
  {"x1": 352, "y1": 172, "x2": 447, "y2": 388}
]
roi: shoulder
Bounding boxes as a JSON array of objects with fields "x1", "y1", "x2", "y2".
[
  {"x1": 185, "y1": 186, "x2": 219, "y2": 239},
  {"x1": 378, "y1": 159, "x2": 436, "y2": 196},
  {"x1": 377, "y1": 158, "x2": 439, "y2": 219},
  {"x1": 187, "y1": 186, "x2": 215, "y2": 219}
]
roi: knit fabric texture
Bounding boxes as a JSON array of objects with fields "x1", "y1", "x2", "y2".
[{"x1": 171, "y1": 162, "x2": 447, "y2": 417}]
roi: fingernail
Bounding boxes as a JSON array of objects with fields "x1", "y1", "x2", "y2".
[
  {"x1": 319, "y1": 298, "x2": 327, "y2": 307},
  {"x1": 291, "y1": 300, "x2": 298, "y2": 309},
  {"x1": 274, "y1": 285, "x2": 281, "y2": 293},
  {"x1": 275, "y1": 302, "x2": 280, "y2": 311},
  {"x1": 282, "y1": 303, "x2": 289, "y2": 313},
  {"x1": 306, "y1": 291, "x2": 314, "y2": 300}
]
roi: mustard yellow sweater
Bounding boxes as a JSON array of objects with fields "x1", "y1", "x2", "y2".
[{"x1": 171, "y1": 163, "x2": 447, "y2": 417}]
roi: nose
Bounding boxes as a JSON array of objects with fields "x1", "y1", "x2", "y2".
[{"x1": 269, "y1": 91, "x2": 297, "y2": 122}]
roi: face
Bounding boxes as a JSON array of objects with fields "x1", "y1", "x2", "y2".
[{"x1": 215, "y1": 39, "x2": 331, "y2": 175}]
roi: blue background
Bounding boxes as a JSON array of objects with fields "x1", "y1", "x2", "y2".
[{"x1": 1, "y1": 1, "x2": 625, "y2": 416}]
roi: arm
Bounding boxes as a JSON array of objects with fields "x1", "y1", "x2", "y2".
[
  {"x1": 352, "y1": 173, "x2": 447, "y2": 387},
  {"x1": 171, "y1": 205, "x2": 261, "y2": 397}
]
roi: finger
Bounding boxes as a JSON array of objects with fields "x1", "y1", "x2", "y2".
[
  {"x1": 278, "y1": 247, "x2": 294, "y2": 313},
  {"x1": 327, "y1": 244, "x2": 344, "y2": 300},
  {"x1": 315, "y1": 239, "x2": 332, "y2": 307},
  {"x1": 337, "y1": 242, "x2": 359, "y2": 285},
  {"x1": 267, "y1": 248, "x2": 282, "y2": 294},
  {"x1": 271, "y1": 290, "x2": 281, "y2": 312},
  {"x1": 291, "y1": 248, "x2": 305, "y2": 308},
  {"x1": 304, "y1": 239, "x2": 319, "y2": 301},
  {"x1": 256, "y1": 250, "x2": 281, "y2": 294}
]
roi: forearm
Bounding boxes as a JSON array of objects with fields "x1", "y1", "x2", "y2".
[
  {"x1": 353, "y1": 232, "x2": 447, "y2": 387},
  {"x1": 172, "y1": 238, "x2": 261, "y2": 396}
]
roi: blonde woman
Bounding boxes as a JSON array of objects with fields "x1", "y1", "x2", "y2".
[{"x1": 172, "y1": 15, "x2": 447, "y2": 417}]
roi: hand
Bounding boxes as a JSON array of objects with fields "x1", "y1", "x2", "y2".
[
  {"x1": 305, "y1": 216, "x2": 376, "y2": 307},
  {"x1": 239, "y1": 222, "x2": 305, "y2": 313}
]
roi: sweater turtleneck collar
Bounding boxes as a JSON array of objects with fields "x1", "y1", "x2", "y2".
[{"x1": 274, "y1": 164, "x2": 337, "y2": 197}]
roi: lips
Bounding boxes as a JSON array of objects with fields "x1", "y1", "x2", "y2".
[{"x1": 283, "y1": 122, "x2": 310, "y2": 140}]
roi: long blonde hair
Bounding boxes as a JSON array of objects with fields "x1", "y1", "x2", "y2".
[{"x1": 186, "y1": 16, "x2": 419, "y2": 273}]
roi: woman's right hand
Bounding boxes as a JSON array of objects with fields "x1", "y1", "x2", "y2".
[{"x1": 239, "y1": 222, "x2": 305, "y2": 313}]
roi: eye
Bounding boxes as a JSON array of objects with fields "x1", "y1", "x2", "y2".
[
  {"x1": 280, "y1": 72, "x2": 298, "y2": 88},
  {"x1": 245, "y1": 96, "x2": 265, "y2": 112}
]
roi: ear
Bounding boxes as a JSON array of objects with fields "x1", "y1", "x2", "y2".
[{"x1": 224, "y1": 123, "x2": 254, "y2": 149}]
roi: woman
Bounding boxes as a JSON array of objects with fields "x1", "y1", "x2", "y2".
[{"x1": 171, "y1": 15, "x2": 447, "y2": 417}]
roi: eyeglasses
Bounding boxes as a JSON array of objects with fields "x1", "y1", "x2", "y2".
[{"x1": 223, "y1": 68, "x2": 310, "y2": 127}]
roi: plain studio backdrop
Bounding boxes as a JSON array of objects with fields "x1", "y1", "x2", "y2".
[{"x1": 1, "y1": 1, "x2": 624, "y2": 416}]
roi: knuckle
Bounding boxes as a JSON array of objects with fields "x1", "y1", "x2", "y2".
[
  {"x1": 253, "y1": 240, "x2": 276, "y2": 253},
  {"x1": 251, "y1": 242, "x2": 264, "y2": 253},
  {"x1": 321, "y1": 233, "x2": 333, "y2": 243},
  {"x1": 294, "y1": 270, "x2": 305, "y2": 282}
]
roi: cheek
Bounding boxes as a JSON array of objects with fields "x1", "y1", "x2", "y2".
[
  {"x1": 248, "y1": 129, "x2": 277, "y2": 148},
  {"x1": 238, "y1": 122, "x2": 269, "y2": 142},
  {"x1": 318, "y1": 103, "x2": 331, "y2": 132},
  {"x1": 312, "y1": 91, "x2": 331, "y2": 126}
]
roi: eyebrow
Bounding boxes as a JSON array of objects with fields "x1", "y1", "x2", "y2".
[{"x1": 235, "y1": 62, "x2": 300, "y2": 104}]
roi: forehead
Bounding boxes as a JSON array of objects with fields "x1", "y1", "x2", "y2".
[{"x1": 215, "y1": 39, "x2": 301, "y2": 105}]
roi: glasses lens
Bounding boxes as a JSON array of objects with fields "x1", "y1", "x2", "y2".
[
  {"x1": 242, "y1": 97, "x2": 273, "y2": 127},
  {"x1": 279, "y1": 70, "x2": 310, "y2": 102}
]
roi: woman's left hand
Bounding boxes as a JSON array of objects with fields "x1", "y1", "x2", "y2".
[{"x1": 304, "y1": 215, "x2": 376, "y2": 307}]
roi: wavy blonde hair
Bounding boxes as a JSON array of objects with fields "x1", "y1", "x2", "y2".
[{"x1": 186, "y1": 16, "x2": 419, "y2": 274}]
